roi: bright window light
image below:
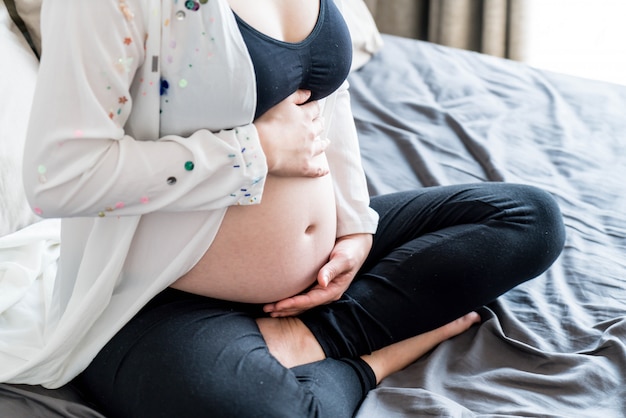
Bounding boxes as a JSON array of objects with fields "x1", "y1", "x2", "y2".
[{"x1": 524, "y1": 0, "x2": 626, "y2": 86}]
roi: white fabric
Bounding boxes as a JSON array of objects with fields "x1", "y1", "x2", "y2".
[
  {"x1": 6, "y1": 0, "x2": 42, "y2": 53},
  {"x1": 0, "y1": 219, "x2": 60, "y2": 360},
  {"x1": 0, "y1": 1, "x2": 40, "y2": 237},
  {"x1": 0, "y1": 0, "x2": 378, "y2": 388},
  {"x1": 341, "y1": 0, "x2": 384, "y2": 70}
]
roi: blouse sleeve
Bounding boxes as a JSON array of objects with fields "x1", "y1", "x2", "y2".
[
  {"x1": 324, "y1": 81, "x2": 379, "y2": 237},
  {"x1": 23, "y1": 0, "x2": 267, "y2": 219}
]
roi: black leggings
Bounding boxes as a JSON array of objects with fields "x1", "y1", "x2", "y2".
[{"x1": 77, "y1": 183, "x2": 565, "y2": 418}]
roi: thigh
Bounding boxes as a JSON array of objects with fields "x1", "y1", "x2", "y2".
[
  {"x1": 366, "y1": 182, "x2": 552, "y2": 262},
  {"x1": 367, "y1": 182, "x2": 565, "y2": 283},
  {"x1": 78, "y1": 290, "x2": 272, "y2": 417},
  {"x1": 77, "y1": 289, "x2": 368, "y2": 418}
]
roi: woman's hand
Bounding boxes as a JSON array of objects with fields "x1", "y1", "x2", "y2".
[
  {"x1": 263, "y1": 233, "x2": 373, "y2": 317},
  {"x1": 254, "y1": 89, "x2": 329, "y2": 178}
]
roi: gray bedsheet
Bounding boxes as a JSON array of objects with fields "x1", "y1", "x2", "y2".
[
  {"x1": 351, "y1": 35, "x2": 626, "y2": 417},
  {"x1": 2, "y1": 34, "x2": 626, "y2": 417}
]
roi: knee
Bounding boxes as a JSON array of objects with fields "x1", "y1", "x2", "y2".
[
  {"x1": 520, "y1": 185, "x2": 564, "y2": 237},
  {"x1": 163, "y1": 340, "x2": 322, "y2": 417},
  {"x1": 512, "y1": 184, "x2": 566, "y2": 268}
]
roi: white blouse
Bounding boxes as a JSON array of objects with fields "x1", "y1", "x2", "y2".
[{"x1": 1, "y1": 0, "x2": 378, "y2": 388}]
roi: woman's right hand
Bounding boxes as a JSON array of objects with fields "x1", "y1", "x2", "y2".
[{"x1": 254, "y1": 89, "x2": 330, "y2": 177}]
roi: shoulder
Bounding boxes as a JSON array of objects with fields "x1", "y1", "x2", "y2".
[{"x1": 40, "y1": 0, "x2": 150, "y2": 31}]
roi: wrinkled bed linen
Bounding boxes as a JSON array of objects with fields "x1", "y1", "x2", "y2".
[
  {"x1": 351, "y1": 35, "x2": 626, "y2": 417},
  {"x1": 0, "y1": 383, "x2": 104, "y2": 418}
]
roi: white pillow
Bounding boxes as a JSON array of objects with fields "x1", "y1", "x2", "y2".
[
  {"x1": 0, "y1": 1, "x2": 40, "y2": 236},
  {"x1": 341, "y1": 0, "x2": 384, "y2": 71},
  {"x1": 5, "y1": 0, "x2": 42, "y2": 54}
]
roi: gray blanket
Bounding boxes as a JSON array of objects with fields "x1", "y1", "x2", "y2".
[
  {"x1": 351, "y1": 35, "x2": 626, "y2": 417},
  {"x1": 2, "y1": 34, "x2": 625, "y2": 417}
]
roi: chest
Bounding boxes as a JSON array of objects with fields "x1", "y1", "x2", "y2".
[
  {"x1": 155, "y1": 0, "x2": 350, "y2": 135},
  {"x1": 228, "y1": 0, "x2": 321, "y2": 43}
]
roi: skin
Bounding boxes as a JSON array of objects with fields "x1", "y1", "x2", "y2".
[{"x1": 174, "y1": 0, "x2": 481, "y2": 384}]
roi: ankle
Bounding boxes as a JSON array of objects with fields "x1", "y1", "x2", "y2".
[{"x1": 361, "y1": 312, "x2": 481, "y2": 384}]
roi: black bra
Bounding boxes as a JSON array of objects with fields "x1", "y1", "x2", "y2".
[{"x1": 234, "y1": 0, "x2": 353, "y2": 118}]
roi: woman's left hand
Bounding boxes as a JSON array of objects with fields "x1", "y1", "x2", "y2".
[{"x1": 263, "y1": 233, "x2": 373, "y2": 317}]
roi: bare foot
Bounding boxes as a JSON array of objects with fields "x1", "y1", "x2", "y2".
[
  {"x1": 361, "y1": 312, "x2": 481, "y2": 384},
  {"x1": 256, "y1": 316, "x2": 326, "y2": 368}
]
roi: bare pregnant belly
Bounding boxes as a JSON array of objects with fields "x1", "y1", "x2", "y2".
[{"x1": 171, "y1": 173, "x2": 337, "y2": 303}]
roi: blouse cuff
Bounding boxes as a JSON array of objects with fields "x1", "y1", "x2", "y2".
[{"x1": 229, "y1": 124, "x2": 267, "y2": 206}]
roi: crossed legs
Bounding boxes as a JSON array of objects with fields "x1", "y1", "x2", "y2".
[
  {"x1": 78, "y1": 183, "x2": 564, "y2": 417},
  {"x1": 260, "y1": 182, "x2": 564, "y2": 382}
]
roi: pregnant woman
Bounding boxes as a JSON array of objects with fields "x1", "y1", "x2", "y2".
[{"x1": 10, "y1": 0, "x2": 565, "y2": 416}]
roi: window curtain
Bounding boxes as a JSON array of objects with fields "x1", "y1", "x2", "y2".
[{"x1": 363, "y1": 0, "x2": 528, "y2": 60}]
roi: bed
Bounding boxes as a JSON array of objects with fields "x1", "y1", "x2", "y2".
[
  {"x1": 2, "y1": 1, "x2": 626, "y2": 416},
  {"x1": 351, "y1": 35, "x2": 626, "y2": 417}
]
